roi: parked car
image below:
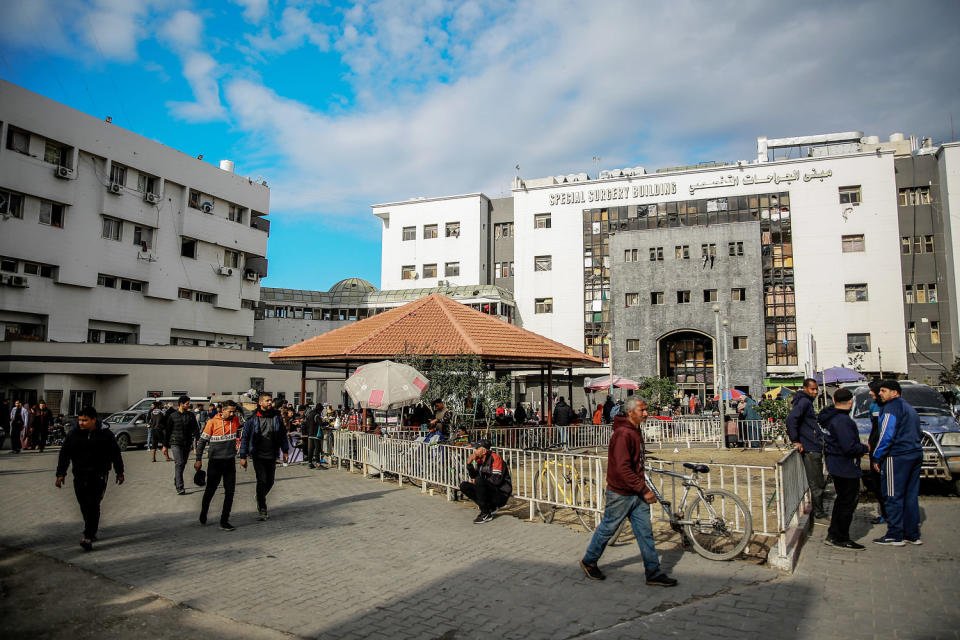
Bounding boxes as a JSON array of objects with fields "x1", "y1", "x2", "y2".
[
  {"x1": 851, "y1": 380, "x2": 960, "y2": 494},
  {"x1": 126, "y1": 396, "x2": 209, "y2": 412},
  {"x1": 103, "y1": 410, "x2": 150, "y2": 451}
]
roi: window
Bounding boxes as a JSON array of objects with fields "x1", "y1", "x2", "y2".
[
  {"x1": 493, "y1": 222, "x2": 513, "y2": 239},
  {"x1": 120, "y1": 278, "x2": 143, "y2": 292},
  {"x1": 241, "y1": 299, "x2": 256, "y2": 310},
  {"x1": 847, "y1": 333, "x2": 871, "y2": 353},
  {"x1": 844, "y1": 283, "x2": 868, "y2": 302},
  {"x1": 624, "y1": 249, "x2": 638, "y2": 262},
  {"x1": 188, "y1": 189, "x2": 201, "y2": 210},
  {"x1": 97, "y1": 274, "x2": 117, "y2": 288},
  {"x1": 931, "y1": 321, "x2": 941, "y2": 344},
  {"x1": 101, "y1": 217, "x2": 122, "y2": 241},
  {"x1": 901, "y1": 236, "x2": 912, "y2": 254},
  {"x1": 731, "y1": 287, "x2": 746, "y2": 301},
  {"x1": 535, "y1": 297, "x2": 553, "y2": 314},
  {"x1": 195, "y1": 292, "x2": 214, "y2": 304},
  {"x1": 224, "y1": 250, "x2": 240, "y2": 269},
  {"x1": 0, "y1": 258, "x2": 17, "y2": 273},
  {"x1": 841, "y1": 234, "x2": 865, "y2": 252},
  {"x1": 534, "y1": 255, "x2": 552, "y2": 271},
  {"x1": 494, "y1": 261, "x2": 513, "y2": 278},
  {"x1": 109, "y1": 163, "x2": 126, "y2": 186},
  {"x1": 701, "y1": 243, "x2": 716, "y2": 257},
  {"x1": 6, "y1": 127, "x2": 29, "y2": 154},
  {"x1": 178, "y1": 288, "x2": 193, "y2": 300},
  {"x1": 677, "y1": 290, "x2": 691, "y2": 304},
  {"x1": 445, "y1": 221, "x2": 460, "y2": 238},
  {"x1": 703, "y1": 289, "x2": 718, "y2": 302},
  {"x1": 228, "y1": 204, "x2": 244, "y2": 223},
  {"x1": 650, "y1": 291, "x2": 664, "y2": 305},
  {"x1": 0, "y1": 189, "x2": 24, "y2": 218},
  {"x1": 675, "y1": 245, "x2": 689, "y2": 260},
  {"x1": 22, "y1": 262, "x2": 54, "y2": 278},
  {"x1": 626, "y1": 339, "x2": 640, "y2": 352},
  {"x1": 424, "y1": 224, "x2": 438, "y2": 239},
  {"x1": 423, "y1": 263, "x2": 437, "y2": 278},
  {"x1": 728, "y1": 241, "x2": 743, "y2": 256},
  {"x1": 625, "y1": 293, "x2": 639, "y2": 307},
  {"x1": 444, "y1": 261, "x2": 460, "y2": 277},
  {"x1": 904, "y1": 285, "x2": 914, "y2": 304},
  {"x1": 649, "y1": 247, "x2": 663, "y2": 261},
  {"x1": 924, "y1": 235, "x2": 935, "y2": 253},
  {"x1": 928, "y1": 283, "x2": 938, "y2": 303},
  {"x1": 38, "y1": 201, "x2": 64, "y2": 228},
  {"x1": 402, "y1": 226, "x2": 416, "y2": 241},
  {"x1": 401, "y1": 265, "x2": 416, "y2": 280},
  {"x1": 733, "y1": 336, "x2": 748, "y2": 350},
  {"x1": 534, "y1": 213, "x2": 551, "y2": 229},
  {"x1": 907, "y1": 322, "x2": 917, "y2": 353},
  {"x1": 44, "y1": 141, "x2": 66, "y2": 166},
  {"x1": 839, "y1": 186, "x2": 861, "y2": 205},
  {"x1": 133, "y1": 226, "x2": 153, "y2": 249},
  {"x1": 916, "y1": 284, "x2": 930, "y2": 304},
  {"x1": 180, "y1": 237, "x2": 197, "y2": 258},
  {"x1": 899, "y1": 187, "x2": 931, "y2": 206}
]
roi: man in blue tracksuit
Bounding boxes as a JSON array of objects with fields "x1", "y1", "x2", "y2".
[
  {"x1": 786, "y1": 378, "x2": 827, "y2": 519},
  {"x1": 872, "y1": 379, "x2": 923, "y2": 546}
]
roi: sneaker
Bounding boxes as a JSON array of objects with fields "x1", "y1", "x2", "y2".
[
  {"x1": 177, "y1": 489, "x2": 187, "y2": 495},
  {"x1": 823, "y1": 536, "x2": 840, "y2": 547},
  {"x1": 308, "y1": 463, "x2": 316, "y2": 469},
  {"x1": 870, "y1": 515, "x2": 886, "y2": 525},
  {"x1": 831, "y1": 539, "x2": 865, "y2": 550},
  {"x1": 257, "y1": 508, "x2": 269, "y2": 521},
  {"x1": 646, "y1": 573, "x2": 679, "y2": 587},
  {"x1": 473, "y1": 512, "x2": 493, "y2": 524},
  {"x1": 80, "y1": 538, "x2": 93, "y2": 552},
  {"x1": 904, "y1": 538, "x2": 923, "y2": 545},
  {"x1": 872, "y1": 536, "x2": 905, "y2": 546},
  {"x1": 220, "y1": 522, "x2": 235, "y2": 532},
  {"x1": 199, "y1": 513, "x2": 208, "y2": 525},
  {"x1": 579, "y1": 561, "x2": 606, "y2": 581}
]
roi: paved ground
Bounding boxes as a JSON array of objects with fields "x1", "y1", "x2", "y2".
[{"x1": 0, "y1": 448, "x2": 958, "y2": 639}]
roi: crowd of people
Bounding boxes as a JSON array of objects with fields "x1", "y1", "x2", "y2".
[{"x1": 2, "y1": 398, "x2": 65, "y2": 453}]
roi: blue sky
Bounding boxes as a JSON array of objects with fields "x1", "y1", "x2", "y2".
[{"x1": 2, "y1": 0, "x2": 959, "y2": 290}]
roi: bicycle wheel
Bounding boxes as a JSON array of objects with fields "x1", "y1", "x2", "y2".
[
  {"x1": 682, "y1": 488, "x2": 752, "y2": 561},
  {"x1": 574, "y1": 477, "x2": 599, "y2": 532},
  {"x1": 533, "y1": 471, "x2": 558, "y2": 523}
]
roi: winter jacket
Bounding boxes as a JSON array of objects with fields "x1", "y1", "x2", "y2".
[
  {"x1": 195, "y1": 414, "x2": 241, "y2": 461},
  {"x1": 867, "y1": 400, "x2": 883, "y2": 463},
  {"x1": 56, "y1": 423, "x2": 124, "y2": 478},
  {"x1": 238, "y1": 409, "x2": 290, "y2": 460},
  {"x1": 874, "y1": 397, "x2": 922, "y2": 460},
  {"x1": 162, "y1": 409, "x2": 199, "y2": 449},
  {"x1": 606, "y1": 415, "x2": 655, "y2": 501},
  {"x1": 466, "y1": 451, "x2": 512, "y2": 497},
  {"x1": 818, "y1": 406, "x2": 868, "y2": 478},
  {"x1": 553, "y1": 400, "x2": 574, "y2": 426},
  {"x1": 786, "y1": 391, "x2": 823, "y2": 453}
]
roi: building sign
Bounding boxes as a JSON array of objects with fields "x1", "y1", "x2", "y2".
[{"x1": 549, "y1": 182, "x2": 677, "y2": 207}]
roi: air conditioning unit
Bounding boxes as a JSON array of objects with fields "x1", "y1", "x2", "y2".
[
  {"x1": 244, "y1": 271, "x2": 258, "y2": 281},
  {"x1": 9, "y1": 275, "x2": 28, "y2": 288},
  {"x1": 218, "y1": 266, "x2": 233, "y2": 276},
  {"x1": 144, "y1": 192, "x2": 161, "y2": 204},
  {"x1": 55, "y1": 166, "x2": 75, "y2": 179},
  {"x1": 201, "y1": 203, "x2": 213, "y2": 213},
  {"x1": 109, "y1": 183, "x2": 123, "y2": 194}
]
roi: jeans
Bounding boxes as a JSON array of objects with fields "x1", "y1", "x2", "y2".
[
  {"x1": 582, "y1": 490, "x2": 661, "y2": 578},
  {"x1": 557, "y1": 425, "x2": 569, "y2": 447},
  {"x1": 459, "y1": 477, "x2": 509, "y2": 514},
  {"x1": 201, "y1": 459, "x2": 236, "y2": 525},
  {"x1": 800, "y1": 451, "x2": 826, "y2": 516},
  {"x1": 171, "y1": 445, "x2": 188, "y2": 492},
  {"x1": 253, "y1": 457, "x2": 277, "y2": 511},
  {"x1": 828, "y1": 475, "x2": 861, "y2": 542},
  {"x1": 74, "y1": 473, "x2": 108, "y2": 539},
  {"x1": 882, "y1": 451, "x2": 922, "y2": 541}
]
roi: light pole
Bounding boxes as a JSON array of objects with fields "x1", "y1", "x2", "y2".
[
  {"x1": 713, "y1": 305, "x2": 725, "y2": 421},
  {"x1": 722, "y1": 319, "x2": 731, "y2": 409}
]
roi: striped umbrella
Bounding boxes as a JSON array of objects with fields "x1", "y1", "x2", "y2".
[{"x1": 344, "y1": 360, "x2": 430, "y2": 409}]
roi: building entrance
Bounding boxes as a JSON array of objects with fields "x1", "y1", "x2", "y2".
[{"x1": 658, "y1": 331, "x2": 715, "y2": 396}]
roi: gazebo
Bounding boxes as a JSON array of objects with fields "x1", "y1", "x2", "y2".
[{"x1": 269, "y1": 293, "x2": 601, "y2": 423}]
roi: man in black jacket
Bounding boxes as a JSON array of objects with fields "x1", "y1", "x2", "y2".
[
  {"x1": 554, "y1": 397, "x2": 574, "y2": 449},
  {"x1": 33, "y1": 399, "x2": 54, "y2": 452},
  {"x1": 55, "y1": 406, "x2": 124, "y2": 551},
  {"x1": 819, "y1": 388, "x2": 869, "y2": 549},
  {"x1": 786, "y1": 378, "x2": 827, "y2": 519},
  {"x1": 162, "y1": 396, "x2": 199, "y2": 495},
  {"x1": 238, "y1": 393, "x2": 289, "y2": 520},
  {"x1": 459, "y1": 439, "x2": 512, "y2": 523}
]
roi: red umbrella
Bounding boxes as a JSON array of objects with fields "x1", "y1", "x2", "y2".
[{"x1": 712, "y1": 389, "x2": 744, "y2": 402}]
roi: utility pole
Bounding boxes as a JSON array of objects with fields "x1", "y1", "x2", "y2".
[{"x1": 713, "y1": 305, "x2": 725, "y2": 420}]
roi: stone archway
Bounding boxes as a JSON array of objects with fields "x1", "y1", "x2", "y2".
[{"x1": 657, "y1": 330, "x2": 715, "y2": 397}]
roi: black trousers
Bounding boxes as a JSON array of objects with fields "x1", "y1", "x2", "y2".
[
  {"x1": 10, "y1": 425, "x2": 22, "y2": 452},
  {"x1": 201, "y1": 459, "x2": 236, "y2": 524},
  {"x1": 861, "y1": 467, "x2": 887, "y2": 519},
  {"x1": 253, "y1": 457, "x2": 277, "y2": 510},
  {"x1": 74, "y1": 473, "x2": 108, "y2": 539},
  {"x1": 306, "y1": 436, "x2": 323, "y2": 463},
  {"x1": 459, "y1": 478, "x2": 509, "y2": 514},
  {"x1": 36, "y1": 427, "x2": 48, "y2": 452},
  {"x1": 828, "y1": 475, "x2": 861, "y2": 542}
]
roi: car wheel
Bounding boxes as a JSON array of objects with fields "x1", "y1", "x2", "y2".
[{"x1": 116, "y1": 433, "x2": 130, "y2": 451}]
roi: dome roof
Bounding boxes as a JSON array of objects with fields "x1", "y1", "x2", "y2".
[{"x1": 328, "y1": 277, "x2": 378, "y2": 294}]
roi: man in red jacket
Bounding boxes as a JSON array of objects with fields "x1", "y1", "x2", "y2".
[{"x1": 579, "y1": 397, "x2": 677, "y2": 586}]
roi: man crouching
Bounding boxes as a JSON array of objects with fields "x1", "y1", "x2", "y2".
[{"x1": 459, "y1": 439, "x2": 512, "y2": 524}]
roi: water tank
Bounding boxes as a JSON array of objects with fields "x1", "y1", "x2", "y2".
[
  {"x1": 219, "y1": 159, "x2": 235, "y2": 173},
  {"x1": 889, "y1": 133, "x2": 905, "y2": 142}
]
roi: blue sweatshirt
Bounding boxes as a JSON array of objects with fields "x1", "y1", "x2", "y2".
[
  {"x1": 874, "y1": 397, "x2": 922, "y2": 460},
  {"x1": 786, "y1": 391, "x2": 822, "y2": 453},
  {"x1": 818, "y1": 406, "x2": 868, "y2": 478}
]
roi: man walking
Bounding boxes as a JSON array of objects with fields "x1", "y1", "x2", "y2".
[
  {"x1": 55, "y1": 406, "x2": 124, "y2": 551},
  {"x1": 162, "y1": 396, "x2": 199, "y2": 495},
  {"x1": 819, "y1": 388, "x2": 869, "y2": 549},
  {"x1": 238, "y1": 394, "x2": 288, "y2": 520},
  {"x1": 9, "y1": 399, "x2": 28, "y2": 454},
  {"x1": 303, "y1": 404, "x2": 325, "y2": 469},
  {"x1": 580, "y1": 397, "x2": 677, "y2": 586},
  {"x1": 786, "y1": 378, "x2": 827, "y2": 520},
  {"x1": 553, "y1": 396, "x2": 574, "y2": 449},
  {"x1": 194, "y1": 400, "x2": 240, "y2": 531},
  {"x1": 33, "y1": 399, "x2": 53, "y2": 452},
  {"x1": 872, "y1": 380, "x2": 923, "y2": 546},
  {"x1": 459, "y1": 439, "x2": 512, "y2": 523}
]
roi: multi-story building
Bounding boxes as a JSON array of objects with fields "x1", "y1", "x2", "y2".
[{"x1": 0, "y1": 80, "x2": 302, "y2": 414}]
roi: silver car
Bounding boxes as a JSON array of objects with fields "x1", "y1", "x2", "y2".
[{"x1": 103, "y1": 411, "x2": 150, "y2": 451}]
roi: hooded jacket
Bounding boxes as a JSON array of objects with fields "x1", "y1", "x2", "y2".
[
  {"x1": 238, "y1": 409, "x2": 290, "y2": 460},
  {"x1": 553, "y1": 399, "x2": 574, "y2": 426},
  {"x1": 606, "y1": 415, "x2": 655, "y2": 501},
  {"x1": 196, "y1": 413, "x2": 241, "y2": 461},
  {"x1": 786, "y1": 391, "x2": 823, "y2": 453},
  {"x1": 817, "y1": 406, "x2": 868, "y2": 478}
]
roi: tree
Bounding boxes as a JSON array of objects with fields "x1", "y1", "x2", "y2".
[
  {"x1": 637, "y1": 377, "x2": 676, "y2": 411},
  {"x1": 758, "y1": 397, "x2": 791, "y2": 443},
  {"x1": 940, "y1": 356, "x2": 960, "y2": 387},
  {"x1": 847, "y1": 351, "x2": 865, "y2": 372}
]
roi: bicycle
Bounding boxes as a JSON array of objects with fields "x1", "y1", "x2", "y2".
[{"x1": 530, "y1": 445, "x2": 600, "y2": 530}]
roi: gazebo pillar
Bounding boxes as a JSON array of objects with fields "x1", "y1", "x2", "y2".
[
  {"x1": 300, "y1": 362, "x2": 307, "y2": 409},
  {"x1": 546, "y1": 364, "x2": 553, "y2": 426},
  {"x1": 567, "y1": 367, "x2": 573, "y2": 410}
]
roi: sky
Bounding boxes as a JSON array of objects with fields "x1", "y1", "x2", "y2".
[{"x1": 1, "y1": 0, "x2": 959, "y2": 290}]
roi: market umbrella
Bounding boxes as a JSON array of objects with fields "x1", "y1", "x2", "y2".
[
  {"x1": 713, "y1": 389, "x2": 745, "y2": 402},
  {"x1": 344, "y1": 360, "x2": 430, "y2": 409},
  {"x1": 584, "y1": 375, "x2": 640, "y2": 391},
  {"x1": 816, "y1": 367, "x2": 867, "y2": 385},
  {"x1": 764, "y1": 386, "x2": 795, "y2": 400}
]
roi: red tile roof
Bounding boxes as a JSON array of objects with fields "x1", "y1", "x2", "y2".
[{"x1": 269, "y1": 293, "x2": 601, "y2": 368}]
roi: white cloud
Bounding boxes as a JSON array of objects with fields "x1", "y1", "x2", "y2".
[
  {"x1": 245, "y1": 7, "x2": 333, "y2": 54},
  {"x1": 231, "y1": 0, "x2": 271, "y2": 24},
  {"x1": 160, "y1": 9, "x2": 204, "y2": 51},
  {"x1": 81, "y1": 0, "x2": 151, "y2": 60},
  {"x1": 168, "y1": 52, "x2": 227, "y2": 122}
]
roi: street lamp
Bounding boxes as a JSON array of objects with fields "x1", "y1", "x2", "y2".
[
  {"x1": 722, "y1": 318, "x2": 731, "y2": 415},
  {"x1": 713, "y1": 305, "x2": 724, "y2": 421}
]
